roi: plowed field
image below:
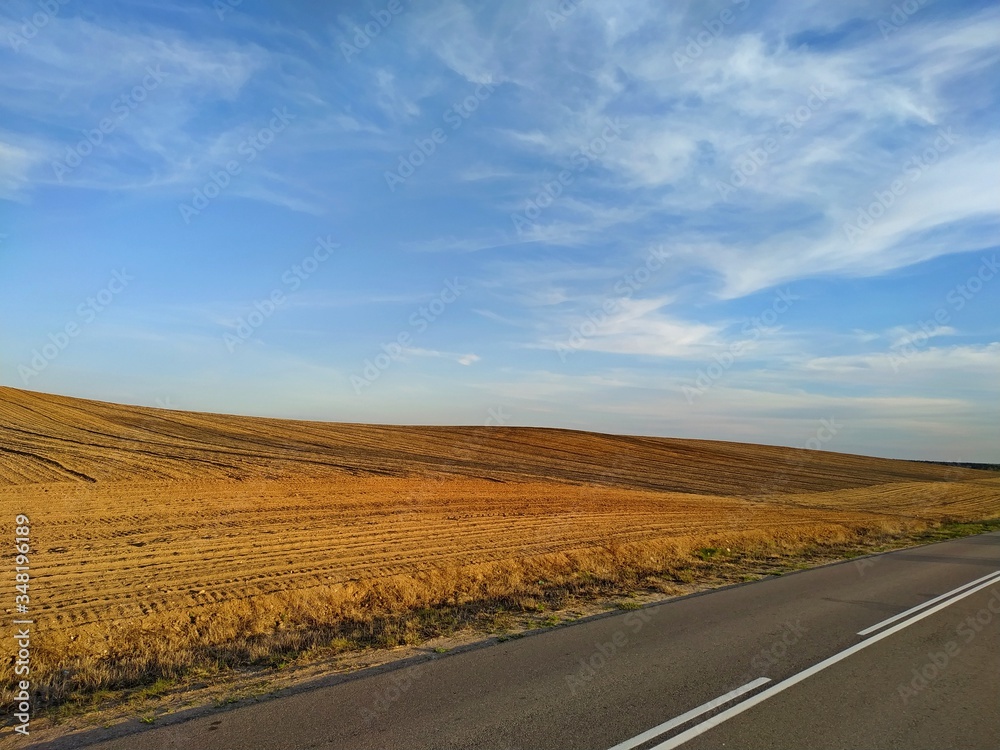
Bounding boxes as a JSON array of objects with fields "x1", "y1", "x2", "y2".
[{"x1": 1, "y1": 386, "x2": 997, "y2": 710}]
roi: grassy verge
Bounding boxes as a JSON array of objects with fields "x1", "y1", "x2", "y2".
[{"x1": 20, "y1": 517, "x2": 1000, "y2": 726}]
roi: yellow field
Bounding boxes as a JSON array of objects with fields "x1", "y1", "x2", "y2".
[{"x1": 1, "y1": 386, "x2": 998, "y2": 710}]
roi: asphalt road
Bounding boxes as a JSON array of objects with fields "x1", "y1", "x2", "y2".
[{"x1": 42, "y1": 532, "x2": 1000, "y2": 750}]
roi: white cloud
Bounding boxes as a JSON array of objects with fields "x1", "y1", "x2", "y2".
[
  {"x1": 0, "y1": 138, "x2": 47, "y2": 199},
  {"x1": 403, "y1": 347, "x2": 481, "y2": 366},
  {"x1": 372, "y1": 69, "x2": 422, "y2": 122},
  {"x1": 804, "y1": 342, "x2": 1000, "y2": 382},
  {"x1": 539, "y1": 296, "x2": 723, "y2": 358},
  {"x1": 887, "y1": 325, "x2": 956, "y2": 349}
]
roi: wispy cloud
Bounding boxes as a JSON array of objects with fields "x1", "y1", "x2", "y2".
[
  {"x1": 403, "y1": 347, "x2": 480, "y2": 366},
  {"x1": 2, "y1": 0, "x2": 998, "y2": 460}
]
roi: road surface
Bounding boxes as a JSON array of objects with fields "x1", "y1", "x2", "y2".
[{"x1": 35, "y1": 531, "x2": 1000, "y2": 749}]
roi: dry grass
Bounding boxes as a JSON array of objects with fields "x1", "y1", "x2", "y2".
[{"x1": 0, "y1": 386, "x2": 998, "y2": 718}]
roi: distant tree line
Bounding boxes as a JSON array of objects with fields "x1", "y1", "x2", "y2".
[{"x1": 917, "y1": 461, "x2": 1000, "y2": 472}]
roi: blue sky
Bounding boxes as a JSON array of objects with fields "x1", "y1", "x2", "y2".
[{"x1": 1, "y1": 0, "x2": 998, "y2": 461}]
